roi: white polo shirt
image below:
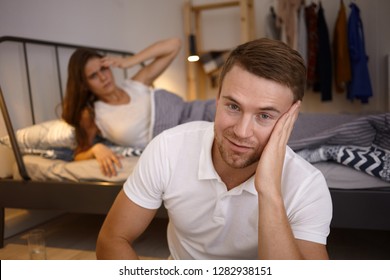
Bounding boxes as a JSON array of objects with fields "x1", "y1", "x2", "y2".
[{"x1": 124, "y1": 121, "x2": 332, "y2": 260}]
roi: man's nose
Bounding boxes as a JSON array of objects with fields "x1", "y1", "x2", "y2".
[{"x1": 233, "y1": 115, "x2": 253, "y2": 138}]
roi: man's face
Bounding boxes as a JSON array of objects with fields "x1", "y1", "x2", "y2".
[{"x1": 213, "y1": 65, "x2": 294, "y2": 170}]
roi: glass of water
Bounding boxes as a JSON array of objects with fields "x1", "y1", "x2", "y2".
[{"x1": 27, "y1": 229, "x2": 47, "y2": 260}]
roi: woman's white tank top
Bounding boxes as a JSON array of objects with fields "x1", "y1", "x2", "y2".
[{"x1": 94, "y1": 79, "x2": 152, "y2": 149}]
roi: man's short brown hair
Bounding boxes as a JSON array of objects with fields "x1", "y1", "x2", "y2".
[{"x1": 218, "y1": 38, "x2": 306, "y2": 102}]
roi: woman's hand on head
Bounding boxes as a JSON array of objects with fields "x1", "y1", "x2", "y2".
[
  {"x1": 92, "y1": 143, "x2": 123, "y2": 177},
  {"x1": 101, "y1": 56, "x2": 130, "y2": 69}
]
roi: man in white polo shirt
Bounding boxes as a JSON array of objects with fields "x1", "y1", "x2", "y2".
[{"x1": 96, "y1": 38, "x2": 332, "y2": 260}]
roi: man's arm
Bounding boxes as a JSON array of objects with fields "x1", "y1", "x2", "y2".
[
  {"x1": 255, "y1": 101, "x2": 329, "y2": 260},
  {"x1": 96, "y1": 190, "x2": 157, "y2": 259}
]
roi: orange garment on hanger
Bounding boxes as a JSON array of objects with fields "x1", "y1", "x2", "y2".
[{"x1": 333, "y1": 0, "x2": 351, "y2": 93}]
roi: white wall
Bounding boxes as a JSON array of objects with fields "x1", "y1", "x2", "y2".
[
  {"x1": 0, "y1": 0, "x2": 389, "y2": 135},
  {"x1": 0, "y1": 0, "x2": 186, "y2": 94}
]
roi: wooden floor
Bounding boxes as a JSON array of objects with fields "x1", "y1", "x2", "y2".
[
  {"x1": 0, "y1": 213, "x2": 170, "y2": 260},
  {"x1": 1, "y1": 212, "x2": 390, "y2": 260}
]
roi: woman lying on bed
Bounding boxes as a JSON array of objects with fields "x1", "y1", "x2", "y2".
[{"x1": 62, "y1": 38, "x2": 215, "y2": 177}]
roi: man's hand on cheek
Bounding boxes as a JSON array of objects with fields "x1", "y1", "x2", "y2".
[{"x1": 254, "y1": 101, "x2": 301, "y2": 194}]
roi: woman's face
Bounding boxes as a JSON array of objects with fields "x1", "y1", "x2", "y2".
[{"x1": 84, "y1": 57, "x2": 116, "y2": 98}]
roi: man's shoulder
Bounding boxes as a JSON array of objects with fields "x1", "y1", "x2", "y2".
[
  {"x1": 154, "y1": 121, "x2": 214, "y2": 151},
  {"x1": 146, "y1": 121, "x2": 213, "y2": 161},
  {"x1": 163, "y1": 121, "x2": 213, "y2": 135}
]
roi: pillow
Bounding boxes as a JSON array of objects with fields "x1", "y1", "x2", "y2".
[
  {"x1": 0, "y1": 119, "x2": 143, "y2": 162},
  {"x1": 0, "y1": 119, "x2": 76, "y2": 150}
]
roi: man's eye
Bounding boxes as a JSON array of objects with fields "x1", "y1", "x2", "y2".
[
  {"x1": 227, "y1": 104, "x2": 239, "y2": 111},
  {"x1": 257, "y1": 113, "x2": 271, "y2": 121},
  {"x1": 260, "y1": 114, "x2": 270, "y2": 119}
]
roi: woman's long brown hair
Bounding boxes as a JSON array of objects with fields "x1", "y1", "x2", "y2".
[{"x1": 62, "y1": 48, "x2": 103, "y2": 150}]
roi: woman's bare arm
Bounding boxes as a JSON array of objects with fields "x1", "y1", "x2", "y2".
[{"x1": 101, "y1": 38, "x2": 181, "y2": 86}]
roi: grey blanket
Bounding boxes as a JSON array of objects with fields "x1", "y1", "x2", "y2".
[
  {"x1": 289, "y1": 113, "x2": 390, "y2": 182},
  {"x1": 152, "y1": 89, "x2": 216, "y2": 137}
]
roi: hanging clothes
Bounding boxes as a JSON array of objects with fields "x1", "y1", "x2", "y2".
[
  {"x1": 333, "y1": 0, "x2": 351, "y2": 93},
  {"x1": 315, "y1": 2, "x2": 333, "y2": 101},
  {"x1": 265, "y1": 6, "x2": 281, "y2": 40},
  {"x1": 305, "y1": 3, "x2": 318, "y2": 88},
  {"x1": 347, "y1": 2, "x2": 373, "y2": 103},
  {"x1": 297, "y1": 3, "x2": 308, "y2": 67},
  {"x1": 276, "y1": 0, "x2": 301, "y2": 49}
]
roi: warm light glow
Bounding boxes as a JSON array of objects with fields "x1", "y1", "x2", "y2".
[{"x1": 187, "y1": 55, "x2": 199, "y2": 62}]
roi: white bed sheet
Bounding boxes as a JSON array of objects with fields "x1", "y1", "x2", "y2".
[
  {"x1": 313, "y1": 162, "x2": 390, "y2": 190},
  {"x1": 12, "y1": 155, "x2": 138, "y2": 182}
]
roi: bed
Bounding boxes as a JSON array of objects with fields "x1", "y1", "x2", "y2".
[
  {"x1": 0, "y1": 36, "x2": 145, "y2": 248},
  {"x1": 288, "y1": 112, "x2": 390, "y2": 231},
  {"x1": 1, "y1": 36, "x2": 390, "y2": 249}
]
